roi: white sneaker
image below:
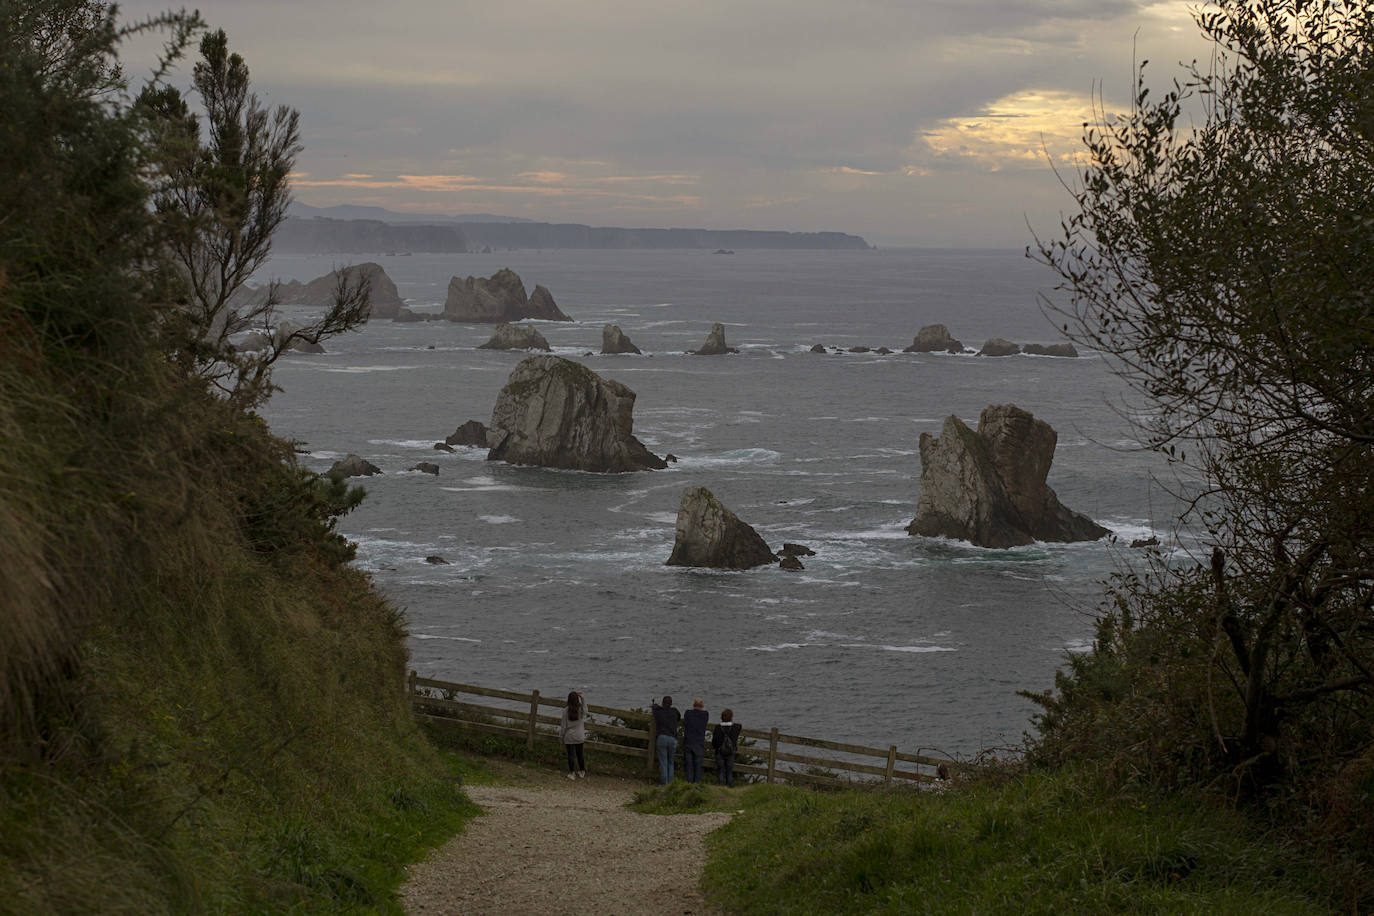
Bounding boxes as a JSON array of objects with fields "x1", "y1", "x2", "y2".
[
  {"x1": 567, "y1": 772, "x2": 577, "y2": 780},
  {"x1": 578, "y1": 770, "x2": 587, "y2": 779}
]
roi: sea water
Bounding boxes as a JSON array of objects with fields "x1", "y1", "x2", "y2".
[{"x1": 257, "y1": 247, "x2": 1179, "y2": 757}]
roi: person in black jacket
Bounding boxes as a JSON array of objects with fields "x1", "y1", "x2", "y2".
[
  {"x1": 651, "y1": 695, "x2": 681, "y2": 785},
  {"x1": 712, "y1": 707, "x2": 742, "y2": 787}
]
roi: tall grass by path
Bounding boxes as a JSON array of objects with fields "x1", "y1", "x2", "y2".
[{"x1": 697, "y1": 768, "x2": 1332, "y2": 914}]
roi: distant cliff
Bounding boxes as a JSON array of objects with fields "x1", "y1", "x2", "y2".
[
  {"x1": 274, "y1": 217, "x2": 869, "y2": 252},
  {"x1": 456, "y1": 222, "x2": 871, "y2": 250},
  {"x1": 274, "y1": 218, "x2": 469, "y2": 254}
]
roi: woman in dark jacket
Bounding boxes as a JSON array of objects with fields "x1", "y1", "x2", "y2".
[{"x1": 711, "y1": 708, "x2": 742, "y2": 787}]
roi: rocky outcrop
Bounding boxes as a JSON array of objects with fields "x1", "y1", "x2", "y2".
[
  {"x1": 392, "y1": 307, "x2": 425, "y2": 323},
  {"x1": 1022, "y1": 343, "x2": 1080, "y2": 358},
  {"x1": 978, "y1": 338, "x2": 1020, "y2": 357},
  {"x1": 433, "y1": 442, "x2": 456, "y2": 453},
  {"x1": 442, "y1": 268, "x2": 571, "y2": 322},
  {"x1": 275, "y1": 321, "x2": 325, "y2": 353},
  {"x1": 810, "y1": 343, "x2": 826, "y2": 353},
  {"x1": 445, "y1": 420, "x2": 491, "y2": 448},
  {"x1": 907, "y1": 404, "x2": 1109, "y2": 548},
  {"x1": 477, "y1": 323, "x2": 552, "y2": 351},
  {"x1": 779, "y1": 555, "x2": 805, "y2": 570},
  {"x1": 526, "y1": 284, "x2": 571, "y2": 321},
  {"x1": 329, "y1": 454, "x2": 381, "y2": 478},
  {"x1": 262, "y1": 262, "x2": 406, "y2": 319},
  {"x1": 1130, "y1": 536, "x2": 1160, "y2": 548},
  {"x1": 665, "y1": 486, "x2": 777, "y2": 569},
  {"x1": 779, "y1": 543, "x2": 816, "y2": 557},
  {"x1": 409, "y1": 462, "x2": 440, "y2": 475},
  {"x1": 601, "y1": 324, "x2": 642, "y2": 355},
  {"x1": 692, "y1": 323, "x2": 738, "y2": 355},
  {"x1": 903, "y1": 324, "x2": 964, "y2": 353},
  {"x1": 486, "y1": 355, "x2": 667, "y2": 472}
]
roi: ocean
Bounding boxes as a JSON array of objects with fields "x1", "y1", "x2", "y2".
[{"x1": 257, "y1": 247, "x2": 1178, "y2": 758}]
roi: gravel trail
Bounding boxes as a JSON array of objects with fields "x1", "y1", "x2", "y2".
[{"x1": 400, "y1": 761, "x2": 733, "y2": 916}]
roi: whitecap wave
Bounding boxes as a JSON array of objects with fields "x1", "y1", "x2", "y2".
[
  {"x1": 478, "y1": 515, "x2": 519, "y2": 524},
  {"x1": 674, "y1": 448, "x2": 782, "y2": 468}
]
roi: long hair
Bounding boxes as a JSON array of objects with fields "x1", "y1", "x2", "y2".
[{"x1": 566, "y1": 691, "x2": 581, "y2": 721}]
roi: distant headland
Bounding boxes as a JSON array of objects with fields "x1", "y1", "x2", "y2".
[{"x1": 277, "y1": 203, "x2": 872, "y2": 253}]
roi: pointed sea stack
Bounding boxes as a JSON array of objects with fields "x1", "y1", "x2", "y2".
[
  {"x1": 666, "y1": 486, "x2": 777, "y2": 569},
  {"x1": 601, "y1": 324, "x2": 642, "y2": 355},
  {"x1": 908, "y1": 404, "x2": 1109, "y2": 548},
  {"x1": 691, "y1": 323, "x2": 738, "y2": 355}
]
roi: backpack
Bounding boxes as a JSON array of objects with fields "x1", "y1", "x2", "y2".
[{"x1": 718, "y1": 725, "x2": 737, "y2": 756}]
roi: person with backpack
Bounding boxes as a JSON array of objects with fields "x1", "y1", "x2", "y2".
[
  {"x1": 559, "y1": 690, "x2": 587, "y2": 780},
  {"x1": 712, "y1": 708, "x2": 742, "y2": 787},
  {"x1": 651, "y1": 695, "x2": 681, "y2": 785},
  {"x1": 681, "y1": 698, "x2": 709, "y2": 784}
]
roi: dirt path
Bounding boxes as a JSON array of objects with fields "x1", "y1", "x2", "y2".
[{"x1": 400, "y1": 761, "x2": 733, "y2": 916}]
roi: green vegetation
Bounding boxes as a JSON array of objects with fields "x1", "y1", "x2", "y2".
[
  {"x1": 630, "y1": 780, "x2": 737, "y2": 814},
  {"x1": 0, "y1": 2, "x2": 474, "y2": 911},
  {"x1": 692, "y1": 1, "x2": 1374, "y2": 910},
  {"x1": 1029, "y1": 0, "x2": 1374, "y2": 853},
  {"x1": 703, "y1": 771, "x2": 1331, "y2": 914}
]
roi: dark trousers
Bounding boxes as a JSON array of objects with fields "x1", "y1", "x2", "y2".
[
  {"x1": 683, "y1": 744, "x2": 704, "y2": 783},
  {"x1": 716, "y1": 752, "x2": 735, "y2": 787},
  {"x1": 566, "y1": 742, "x2": 585, "y2": 772}
]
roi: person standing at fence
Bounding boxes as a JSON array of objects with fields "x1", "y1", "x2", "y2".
[
  {"x1": 559, "y1": 690, "x2": 587, "y2": 780},
  {"x1": 712, "y1": 708, "x2": 742, "y2": 788},
  {"x1": 681, "y1": 698, "x2": 709, "y2": 784},
  {"x1": 651, "y1": 695, "x2": 681, "y2": 785}
]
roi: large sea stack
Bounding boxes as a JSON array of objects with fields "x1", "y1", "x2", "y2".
[
  {"x1": 907, "y1": 404, "x2": 1109, "y2": 548},
  {"x1": 247, "y1": 262, "x2": 406, "y2": 320},
  {"x1": 442, "y1": 268, "x2": 571, "y2": 322},
  {"x1": 666, "y1": 486, "x2": 777, "y2": 569},
  {"x1": 486, "y1": 355, "x2": 666, "y2": 472}
]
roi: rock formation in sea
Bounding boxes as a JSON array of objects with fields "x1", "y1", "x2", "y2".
[
  {"x1": 329, "y1": 454, "x2": 381, "y2": 478},
  {"x1": 601, "y1": 324, "x2": 642, "y2": 355},
  {"x1": 253, "y1": 262, "x2": 406, "y2": 320},
  {"x1": 691, "y1": 323, "x2": 739, "y2": 355},
  {"x1": 477, "y1": 323, "x2": 552, "y2": 351},
  {"x1": 907, "y1": 404, "x2": 1110, "y2": 548},
  {"x1": 978, "y1": 338, "x2": 1021, "y2": 357},
  {"x1": 409, "y1": 462, "x2": 440, "y2": 475},
  {"x1": 274, "y1": 321, "x2": 325, "y2": 353},
  {"x1": 433, "y1": 442, "x2": 456, "y2": 453},
  {"x1": 486, "y1": 355, "x2": 667, "y2": 472},
  {"x1": 445, "y1": 420, "x2": 491, "y2": 448},
  {"x1": 903, "y1": 324, "x2": 964, "y2": 353},
  {"x1": 525, "y1": 284, "x2": 570, "y2": 321},
  {"x1": 665, "y1": 486, "x2": 778, "y2": 569},
  {"x1": 442, "y1": 268, "x2": 572, "y2": 322},
  {"x1": 1021, "y1": 343, "x2": 1080, "y2": 358}
]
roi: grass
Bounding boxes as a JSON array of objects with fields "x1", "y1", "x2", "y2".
[
  {"x1": 630, "y1": 780, "x2": 741, "y2": 815},
  {"x1": 698, "y1": 767, "x2": 1335, "y2": 914}
]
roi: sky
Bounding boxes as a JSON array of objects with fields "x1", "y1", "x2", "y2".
[{"x1": 114, "y1": 1, "x2": 1211, "y2": 247}]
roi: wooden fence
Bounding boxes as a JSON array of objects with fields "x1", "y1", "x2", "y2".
[{"x1": 409, "y1": 672, "x2": 971, "y2": 788}]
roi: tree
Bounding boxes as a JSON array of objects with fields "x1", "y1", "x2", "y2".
[
  {"x1": 139, "y1": 30, "x2": 369, "y2": 406},
  {"x1": 1031, "y1": 0, "x2": 1374, "y2": 795}
]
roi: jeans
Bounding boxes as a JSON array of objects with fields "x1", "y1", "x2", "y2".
[
  {"x1": 716, "y1": 752, "x2": 735, "y2": 787},
  {"x1": 683, "y1": 744, "x2": 703, "y2": 783},
  {"x1": 565, "y1": 742, "x2": 585, "y2": 773},
  {"x1": 656, "y1": 733, "x2": 678, "y2": 784}
]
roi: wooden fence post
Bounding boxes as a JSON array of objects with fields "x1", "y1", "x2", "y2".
[
  {"x1": 648, "y1": 716, "x2": 658, "y2": 776},
  {"x1": 408, "y1": 670, "x2": 417, "y2": 699},
  {"x1": 884, "y1": 745, "x2": 897, "y2": 785},
  {"x1": 767, "y1": 727, "x2": 779, "y2": 784},
  {"x1": 527, "y1": 689, "x2": 540, "y2": 751}
]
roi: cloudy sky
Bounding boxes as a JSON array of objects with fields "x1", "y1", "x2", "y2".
[{"x1": 116, "y1": 1, "x2": 1210, "y2": 246}]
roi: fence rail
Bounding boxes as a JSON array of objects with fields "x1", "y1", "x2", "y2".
[{"x1": 409, "y1": 672, "x2": 970, "y2": 787}]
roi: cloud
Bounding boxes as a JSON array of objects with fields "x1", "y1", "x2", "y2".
[{"x1": 910, "y1": 89, "x2": 1107, "y2": 172}]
